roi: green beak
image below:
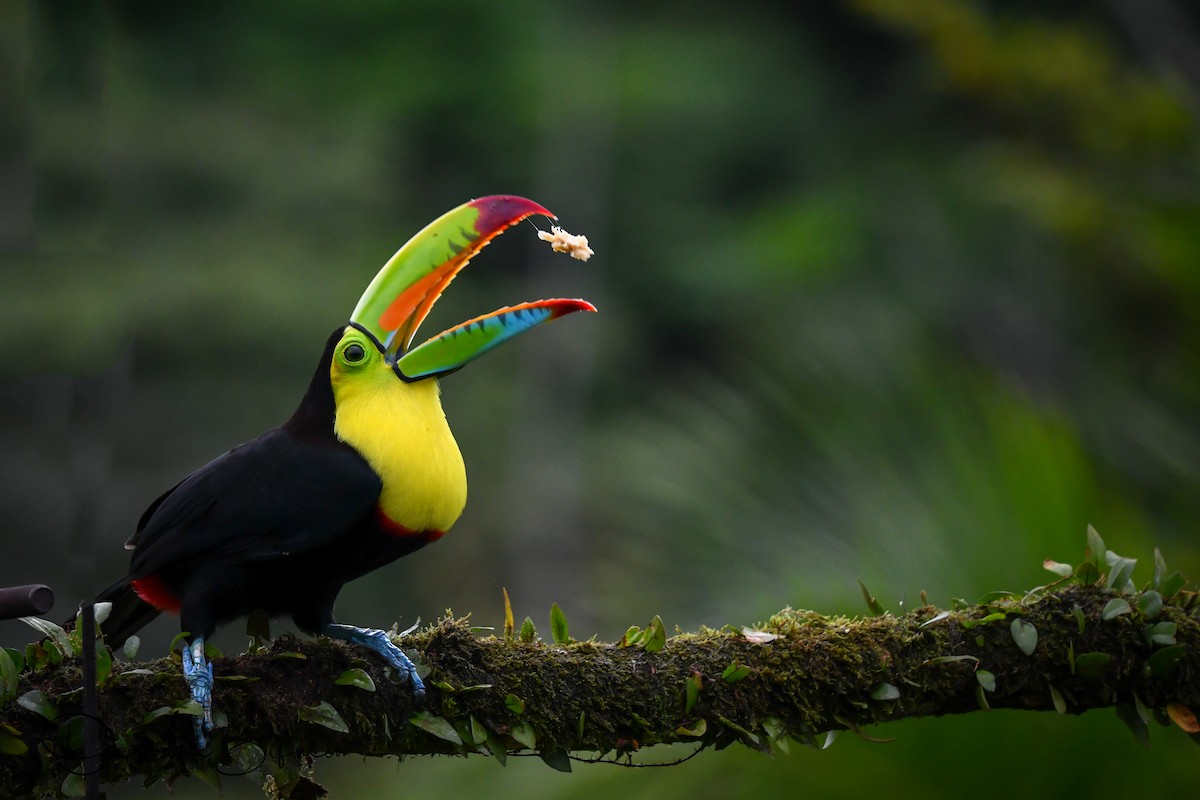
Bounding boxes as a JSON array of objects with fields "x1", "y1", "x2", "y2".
[{"x1": 349, "y1": 195, "x2": 595, "y2": 380}]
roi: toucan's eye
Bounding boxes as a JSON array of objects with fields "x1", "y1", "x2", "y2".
[{"x1": 344, "y1": 343, "x2": 366, "y2": 363}]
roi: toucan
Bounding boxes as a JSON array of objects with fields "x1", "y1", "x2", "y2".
[{"x1": 87, "y1": 196, "x2": 595, "y2": 747}]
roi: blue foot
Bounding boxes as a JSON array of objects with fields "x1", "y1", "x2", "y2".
[
  {"x1": 181, "y1": 637, "x2": 214, "y2": 748},
  {"x1": 322, "y1": 623, "x2": 426, "y2": 701}
]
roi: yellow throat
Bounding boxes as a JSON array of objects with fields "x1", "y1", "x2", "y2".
[{"x1": 329, "y1": 327, "x2": 467, "y2": 534}]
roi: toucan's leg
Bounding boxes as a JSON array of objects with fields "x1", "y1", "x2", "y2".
[
  {"x1": 321, "y1": 623, "x2": 425, "y2": 700},
  {"x1": 181, "y1": 638, "x2": 214, "y2": 748}
]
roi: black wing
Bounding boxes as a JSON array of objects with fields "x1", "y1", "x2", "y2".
[{"x1": 127, "y1": 427, "x2": 382, "y2": 579}]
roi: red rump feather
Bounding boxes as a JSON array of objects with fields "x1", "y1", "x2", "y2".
[{"x1": 131, "y1": 575, "x2": 182, "y2": 614}]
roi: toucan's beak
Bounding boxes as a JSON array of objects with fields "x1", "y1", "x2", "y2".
[{"x1": 349, "y1": 195, "x2": 596, "y2": 381}]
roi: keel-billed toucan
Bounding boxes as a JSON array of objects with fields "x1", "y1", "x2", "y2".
[{"x1": 88, "y1": 196, "x2": 594, "y2": 747}]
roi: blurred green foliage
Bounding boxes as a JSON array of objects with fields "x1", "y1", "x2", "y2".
[{"x1": 2, "y1": 0, "x2": 1199, "y2": 796}]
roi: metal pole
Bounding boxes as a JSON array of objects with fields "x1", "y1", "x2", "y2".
[
  {"x1": 0, "y1": 584, "x2": 54, "y2": 620},
  {"x1": 81, "y1": 603, "x2": 99, "y2": 800}
]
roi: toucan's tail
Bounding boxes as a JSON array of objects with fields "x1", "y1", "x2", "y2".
[{"x1": 72, "y1": 578, "x2": 161, "y2": 646}]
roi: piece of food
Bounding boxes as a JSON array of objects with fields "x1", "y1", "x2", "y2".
[{"x1": 538, "y1": 225, "x2": 594, "y2": 261}]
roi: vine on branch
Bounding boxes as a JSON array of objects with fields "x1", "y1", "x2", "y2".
[{"x1": 0, "y1": 528, "x2": 1196, "y2": 798}]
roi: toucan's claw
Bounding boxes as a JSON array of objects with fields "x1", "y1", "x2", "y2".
[
  {"x1": 181, "y1": 638, "x2": 215, "y2": 748},
  {"x1": 322, "y1": 623, "x2": 426, "y2": 702}
]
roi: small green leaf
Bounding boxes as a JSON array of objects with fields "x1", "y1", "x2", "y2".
[
  {"x1": 919, "y1": 610, "x2": 951, "y2": 628},
  {"x1": 924, "y1": 655, "x2": 979, "y2": 666},
  {"x1": 1153, "y1": 548, "x2": 1168, "y2": 591},
  {"x1": 1161, "y1": 572, "x2": 1185, "y2": 599},
  {"x1": 505, "y1": 693, "x2": 526, "y2": 714},
  {"x1": 22, "y1": 643, "x2": 37, "y2": 672},
  {"x1": 486, "y1": 730, "x2": 508, "y2": 766},
  {"x1": 503, "y1": 587, "x2": 514, "y2": 640},
  {"x1": 1048, "y1": 685, "x2": 1066, "y2": 714},
  {"x1": 61, "y1": 770, "x2": 87, "y2": 798},
  {"x1": 976, "y1": 684, "x2": 991, "y2": 711},
  {"x1": 619, "y1": 625, "x2": 644, "y2": 647},
  {"x1": 858, "y1": 579, "x2": 885, "y2": 616},
  {"x1": 1074, "y1": 562, "x2": 1099, "y2": 586},
  {"x1": 577, "y1": 711, "x2": 586, "y2": 740},
  {"x1": 271, "y1": 651, "x2": 306, "y2": 660},
  {"x1": 0, "y1": 649, "x2": 17, "y2": 704},
  {"x1": 0, "y1": 727, "x2": 28, "y2": 755},
  {"x1": 741, "y1": 627, "x2": 779, "y2": 644},
  {"x1": 19, "y1": 617, "x2": 73, "y2": 654},
  {"x1": 1150, "y1": 621, "x2": 1178, "y2": 646},
  {"x1": 721, "y1": 663, "x2": 751, "y2": 683},
  {"x1": 1133, "y1": 693, "x2": 1152, "y2": 725},
  {"x1": 192, "y1": 763, "x2": 223, "y2": 793},
  {"x1": 540, "y1": 749, "x2": 572, "y2": 773},
  {"x1": 1146, "y1": 645, "x2": 1186, "y2": 677},
  {"x1": 960, "y1": 611, "x2": 1005, "y2": 629},
  {"x1": 1102, "y1": 598, "x2": 1132, "y2": 620},
  {"x1": 1073, "y1": 652, "x2": 1112, "y2": 681},
  {"x1": 118, "y1": 668, "x2": 154, "y2": 677},
  {"x1": 685, "y1": 672, "x2": 702, "y2": 713},
  {"x1": 762, "y1": 718, "x2": 788, "y2": 753},
  {"x1": 1137, "y1": 591, "x2": 1163, "y2": 620},
  {"x1": 1106, "y1": 556, "x2": 1137, "y2": 593},
  {"x1": 335, "y1": 668, "x2": 376, "y2": 692},
  {"x1": 87, "y1": 602, "x2": 111, "y2": 627},
  {"x1": 299, "y1": 701, "x2": 349, "y2": 734},
  {"x1": 1085, "y1": 525, "x2": 1106, "y2": 569},
  {"x1": 630, "y1": 712, "x2": 651, "y2": 728},
  {"x1": 549, "y1": 603, "x2": 571, "y2": 644},
  {"x1": 122, "y1": 635, "x2": 140, "y2": 660},
  {"x1": 519, "y1": 617, "x2": 536, "y2": 643},
  {"x1": 643, "y1": 615, "x2": 667, "y2": 653},
  {"x1": 1072, "y1": 604, "x2": 1086, "y2": 633},
  {"x1": 1116, "y1": 703, "x2": 1151, "y2": 749},
  {"x1": 1010, "y1": 618, "x2": 1038, "y2": 656},
  {"x1": 466, "y1": 715, "x2": 487, "y2": 748},
  {"x1": 17, "y1": 690, "x2": 57, "y2": 721},
  {"x1": 870, "y1": 682, "x2": 900, "y2": 701},
  {"x1": 1043, "y1": 559, "x2": 1074, "y2": 577},
  {"x1": 976, "y1": 670, "x2": 996, "y2": 693},
  {"x1": 215, "y1": 674, "x2": 260, "y2": 684},
  {"x1": 226, "y1": 742, "x2": 265, "y2": 778},
  {"x1": 2, "y1": 648, "x2": 23, "y2": 673},
  {"x1": 510, "y1": 722, "x2": 536, "y2": 749},
  {"x1": 676, "y1": 718, "x2": 707, "y2": 737},
  {"x1": 408, "y1": 711, "x2": 462, "y2": 745},
  {"x1": 143, "y1": 700, "x2": 204, "y2": 724},
  {"x1": 717, "y1": 715, "x2": 756, "y2": 742},
  {"x1": 168, "y1": 631, "x2": 191, "y2": 658},
  {"x1": 94, "y1": 645, "x2": 112, "y2": 688}
]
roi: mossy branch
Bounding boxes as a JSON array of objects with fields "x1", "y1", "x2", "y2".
[{"x1": 1, "y1": 584, "x2": 1198, "y2": 797}]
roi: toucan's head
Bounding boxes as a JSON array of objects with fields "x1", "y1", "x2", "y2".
[{"x1": 329, "y1": 196, "x2": 594, "y2": 395}]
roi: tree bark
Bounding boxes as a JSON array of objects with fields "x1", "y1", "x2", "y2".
[{"x1": 1, "y1": 584, "x2": 1197, "y2": 797}]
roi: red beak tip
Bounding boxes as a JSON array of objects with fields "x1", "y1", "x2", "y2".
[{"x1": 469, "y1": 195, "x2": 556, "y2": 232}]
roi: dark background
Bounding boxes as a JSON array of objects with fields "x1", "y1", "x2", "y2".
[{"x1": 2, "y1": 1, "x2": 1199, "y2": 796}]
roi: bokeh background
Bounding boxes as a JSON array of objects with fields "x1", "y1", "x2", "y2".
[{"x1": 3, "y1": 0, "x2": 1199, "y2": 797}]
